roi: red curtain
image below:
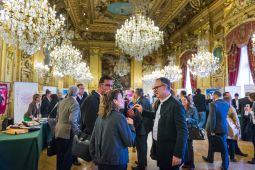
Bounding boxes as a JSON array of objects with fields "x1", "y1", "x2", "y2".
[
  {"x1": 247, "y1": 39, "x2": 255, "y2": 84},
  {"x1": 228, "y1": 44, "x2": 241, "y2": 86},
  {"x1": 180, "y1": 51, "x2": 196, "y2": 88}
]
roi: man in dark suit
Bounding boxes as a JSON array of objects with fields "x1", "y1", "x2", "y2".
[
  {"x1": 239, "y1": 93, "x2": 253, "y2": 141},
  {"x1": 80, "y1": 75, "x2": 113, "y2": 168},
  {"x1": 193, "y1": 89, "x2": 207, "y2": 128},
  {"x1": 231, "y1": 93, "x2": 240, "y2": 114},
  {"x1": 132, "y1": 88, "x2": 152, "y2": 170},
  {"x1": 202, "y1": 91, "x2": 229, "y2": 170},
  {"x1": 76, "y1": 83, "x2": 88, "y2": 107},
  {"x1": 134, "y1": 77, "x2": 188, "y2": 170},
  {"x1": 40, "y1": 89, "x2": 51, "y2": 118}
]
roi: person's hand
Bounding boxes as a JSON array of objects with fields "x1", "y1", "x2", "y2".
[
  {"x1": 126, "y1": 117, "x2": 134, "y2": 125},
  {"x1": 134, "y1": 104, "x2": 143, "y2": 113},
  {"x1": 126, "y1": 109, "x2": 135, "y2": 118},
  {"x1": 172, "y1": 156, "x2": 181, "y2": 166}
]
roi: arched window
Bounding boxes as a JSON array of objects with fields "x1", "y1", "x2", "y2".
[{"x1": 236, "y1": 45, "x2": 254, "y2": 97}]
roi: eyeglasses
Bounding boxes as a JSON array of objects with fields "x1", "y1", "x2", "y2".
[
  {"x1": 102, "y1": 83, "x2": 113, "y2": 87},
  {"x1": 152, "y1": 84, "x2": 165, "y2": 91}
]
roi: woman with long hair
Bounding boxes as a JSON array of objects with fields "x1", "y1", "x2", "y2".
[
  {"x1": 90, "y1": 89, "x2": 136, "y2": 170},
  {"x1": 24, "y1": 94, "x2": 41, "y2": 119},
  {"x1": 181, "y1": 95, "x2": 199, "y2": 170}
]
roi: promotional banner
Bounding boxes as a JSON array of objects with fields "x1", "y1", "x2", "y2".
[
  {"x1": 0, "y1": 83, "x2": 8, "y2": 114},
  {"x1": 43, "y1": 86, "x2": 57, "y2": 94},
  {"x1": 14, "y1": 82, "x2": 38, "y2": 123},
  {"x1": 61, "y1": 88, "x2": 68, "y2": 96},
  {"x1": 225, "y1": 86, "x2": 241, "y2": 98},
  {"x1": 205, "y1": 88, "x2": 221, "y2": 96}
]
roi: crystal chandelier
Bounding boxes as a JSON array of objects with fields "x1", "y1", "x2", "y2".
[
  {"x1": 35, "y1": 62, "x2": 49, "y2": 77},
  {"x1": 142, "y1": 65, "x2": 164, "y2": 84},
  {"x1": 53, "y1": 70, "x2": 64, "y2": 80},
  {"x1": 50, "y1": 40, "x2": 82, "y2": 76},
  {"x1": 187, "y1": 37, "x2": 220, "y2": 77},
  {"x1": 162, "y1": 58, "x2": 182, "y2": 82},
  {"x1": 115, "y1": 12, "x2": 164, "y2": 61},
  {"x1": 72, "y1": 62, "x2": 93, "y2": 83},
  {"x1": 114, "y1": 55, "x2": 130, "y2": 76},
  {"x1": 0, "y1": 0, "x2": 65, "y2": 55}
]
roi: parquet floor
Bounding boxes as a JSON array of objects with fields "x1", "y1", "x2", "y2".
[{"x1": 39, "y1": 133, "x2": 255, "y2": 170}]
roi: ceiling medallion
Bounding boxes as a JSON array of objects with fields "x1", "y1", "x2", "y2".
[{"x1": 115, "y1": 8, "x2": 164, "y2": 61}]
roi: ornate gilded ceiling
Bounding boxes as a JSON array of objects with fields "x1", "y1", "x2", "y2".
[{"x1": 49, "y1": 0, "x2": 217, "y2": 43}]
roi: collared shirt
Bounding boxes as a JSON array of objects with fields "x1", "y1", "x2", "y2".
[
  {"x1": 153, "y1": 94, "x2": 171, "y2": 141},
  {"x1": 235, "y1": 99, "x2": 239, "y2": 109},
  {"x1": 77, "y1": 94, "x2": 83, "y2": 100}
]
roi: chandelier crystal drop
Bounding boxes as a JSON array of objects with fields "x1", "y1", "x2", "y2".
[
  {"x1": 50, "y1": 40, "x2": 82, "y2": 76},
  {"x1": 115, "y1": 13, "x2": 164, "y2": 61},
  {"x1": 142, "y1": 65, "x2": 164, "y2": 85},
  {"x1": 187, "y1": 37, "x2": 220, "y2": 77},
  {"x1": 35, "y1": 62, "x2": 49, "y2": 77},
  {"x1": 114, "y1": 55, "x2": 130, "y2": 76},
  {"x1": 0, "y1": 0, "x2": 65, "y2": 55},
  {"x1": 52, "y1": 70, "x2": 64, "y2": 80},
  {"x1": 162, "y1": 61, "x2": 182, "y2": 82},
  {"x1": 72, "y1": 62, "x2": 93, "y2": 83}
]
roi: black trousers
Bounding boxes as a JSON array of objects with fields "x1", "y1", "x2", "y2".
[
  {"x1": 227, "y1": 139, "x2": 236, "y2": 160},
  {"x1": 98, "y1": 164, "x2": 127, "y2": 170},
  {"x1": 56, "y1": 137, "x2": 73, "y2": 170},
  {"x1": 207, "y1": 134, "x2": 229, "y2": 169},
  {"x1": 159, "y1": 166, "x2": 179, "y2": 170},
  {"x1": 135, "y1": 134, "x2": 148, "y2": 167},
  {"x1": 184, "y1": 139, "x2": 194, "y2": 167}
]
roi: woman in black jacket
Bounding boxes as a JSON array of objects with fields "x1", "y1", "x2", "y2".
[
  {"x1": 90, "y1": 89, "x2": 136, "y2": 170},
  {"x1": 181, "y1": 96, "x2": 198, "y2": 170}
]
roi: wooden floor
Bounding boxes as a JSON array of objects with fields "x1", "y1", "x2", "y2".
[{"x1": 39, "y1": 133, "x2": 255, "y2": 170}]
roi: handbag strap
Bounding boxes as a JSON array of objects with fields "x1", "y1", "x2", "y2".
[{"x1": 49, "y1": 103, "x2": 58, "y2": 117}]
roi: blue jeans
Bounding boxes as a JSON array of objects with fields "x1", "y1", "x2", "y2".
[{"x1": 198, "y1": 112, "x2": 206, "y2": 128}]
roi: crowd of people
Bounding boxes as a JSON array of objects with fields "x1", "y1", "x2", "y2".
[{"x1": 23, "y1": 76, "x2": 255, "y2": 170}]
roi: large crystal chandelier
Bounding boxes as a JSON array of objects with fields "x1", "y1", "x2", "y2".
[
  {"x1": 114, "y1": 55, "x2": 130, "y2": 76},
  {"x1": 187, "y1": 37, "x2": 220, "y2": 77},
  {"x1": 162, "y1": 58, "x2": 182, "y2": 82},
  {"x1": 115, "y1": 11, "x2": 164, "y2": 61},
  {"x1": 72, "y1": 62, "x2": 93, "y2": 83},
  {"x1": 35, "y1": 62, "x2": 49, "y2": 78},
  {"x1": 53, "y1": 70, "x2": 64, "y2": 80},
  {"x1": 50, "y1": 40, "x2": 82, "y2": 76},
  {"x1": 142, "y1": 65, "x2": 164, "y2": 85},
  {"x1": 0, "y1": 0, "x2": 65, "y2": 55}
]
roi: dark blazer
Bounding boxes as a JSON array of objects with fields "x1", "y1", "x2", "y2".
[
  {"x1": 231, "y1": 99, "x2": 240, "y2": 112},
  {"x1": 80, "y1": 90, "x2": 100, "y2": 134},
  {"x1": 134, "y1": 96, "x2": 153, "y2": 135},
  {"x1": 76, "y1": 92, "x2": 88, "y2": 106},
  {"x1": 186, "y1": 106, "x2": 199, "y2": 127},
  {"x1": 206, "y1": 99, "x2": 229, "y2": 135},
  {"x1": 239, "y1": 97, "x2": 253, "y2": 116},
  {"x1": 90, "y1": 110, "x2": 135, "y2": 165},
  {"x1": 193, "y1": 93, "x2": 206, "y2": 112},
  {"x1": 24, "y1": 101, "x2": 40, "y2": 118},
  {"x1": 142, "y1": 95, "x2": 188, "y2": 168},
  {"x1": 40, "y1": 97, "x2": 51, "y2": 117}
]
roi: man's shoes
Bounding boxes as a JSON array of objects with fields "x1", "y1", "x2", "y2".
[
  {"x1": 202, "y1": 156, "x2": 213, "y2": 163},
  {"x1": 248, "y1": 159, "x2": 255, "y2": 164},
  {"x1": 230, "y1": 158, "x2": 238, "y2": 162},
  {"x1": 236, "y1": 152, "x2": 248, "y2": 157},
  {"x1": 131, "y1": 166, "x2": 145, "y2": 170},
  {"x1": 72, "y1": 160, "x2": 81, "y2": 166}
]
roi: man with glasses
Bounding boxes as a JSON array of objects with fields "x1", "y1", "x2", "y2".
[
  {"x1": 134, "y1": 77, "x2": 188, "y2": 170},
  {"x1": 80, "y1": 75, "x2": 113, "y2": 170}
]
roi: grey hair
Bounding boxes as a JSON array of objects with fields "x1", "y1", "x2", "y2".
[{"x1": 68, "y1": 86, "x2": 79, "y2": 97}]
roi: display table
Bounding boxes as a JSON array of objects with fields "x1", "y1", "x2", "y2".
[{"x1": 0, "y1": 123, "x2": 50, "y2": 170}]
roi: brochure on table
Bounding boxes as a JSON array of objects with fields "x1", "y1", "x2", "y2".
[{"x1": 14, "y1": 82, "x2": 38, "y2": 123}]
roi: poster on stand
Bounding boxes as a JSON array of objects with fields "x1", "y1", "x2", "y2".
[
  {"x1": 14, "y1": 82, "x2": 38, "y2": 123},
  {"x1": 205, "y1": 88, "x2": 222, "y2": 96},
  {"x1": 0, "y1": 83, "x2": 8, "y2": 115},
  {"x1": 225, "y1": 86, "x2": 241, "y2": 98},
  {"x1": 244, "y1": 85, "x2": 255, "y2": 94},
  {"x1": 43, "y1": 86, "x2": 57, "y2": 94}
]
